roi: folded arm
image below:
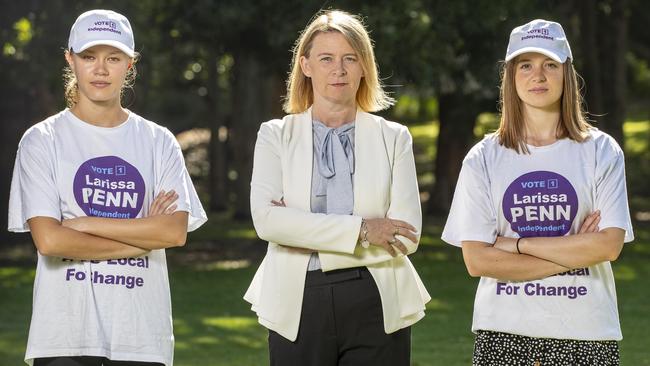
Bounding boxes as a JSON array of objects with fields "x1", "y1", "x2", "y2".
[
  {"x1": 250, "y1": 123, "x2": 361, "y2": 254},
  {"x1": 493, "y1": 211, "x2": 624, "y2": 268},
  {"x1": 62, "y1": 190, "x2": 188, "y2": 249},
  {"x1": 318, "y1": 126, "x2": 422, "y2": 271},
  {"x1": 62, "y1": 212, "x2": 188, "y2": 249},
  {"x1": 29, "y1": 216, "x2": 149, "y2": 260},
  {"x1": 461, "y1": 240, "x2": 569, "y2": 281},
  {"x1": 498, "y1": 228, "x2": 624, "y2": 269}
]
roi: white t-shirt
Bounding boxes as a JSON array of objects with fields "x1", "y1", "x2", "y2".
[
  {"x1": 8, "y1": 109, "x2": 207, "y2": 365},
  {"x1": 442, "y1": 129, "x2": 634, "y2": 341}
]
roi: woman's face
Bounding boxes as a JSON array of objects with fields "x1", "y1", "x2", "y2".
[
  {"x1": 514, "y1": 52, "x2": 564, "y2": 112},
  {"x1": 300, "y1": 31, "x2": 364, "y2": 108},
  {"x1": 66, "y1": 45, "x2": 131, "y2": 106}
]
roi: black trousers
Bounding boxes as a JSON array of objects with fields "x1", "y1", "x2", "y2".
[
  {"x1": 269, "y1": 267, "x2": 411, "y2": 366},
  {"x1": 33, "y1": 357, "x2": 163, "y2": 366}
]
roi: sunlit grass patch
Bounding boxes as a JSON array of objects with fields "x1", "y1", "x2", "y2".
[
  {"x1": 0, "y1": 267, "x2": 35, "y2": 288},
  {"x1": 202, "y1": 316, "x2": 258, "y2": 330}
]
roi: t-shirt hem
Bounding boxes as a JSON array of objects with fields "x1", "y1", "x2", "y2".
[
  {"x1": 598, "y1": 222, "x2": 635, "y2": 243},
  {"x1": 26, "y1": 348, "x2": 169, "y2": 366},
  {"x1": 8, "y1": 211, "x2": 61, "y2": 233}
]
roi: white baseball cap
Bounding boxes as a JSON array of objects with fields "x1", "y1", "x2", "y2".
[
  {"x1": 68, "y1": 9, "x2": 135, "y2": 57},
  {"x1": 505, "y1": 19, "x2": 572, "y2": 63}
]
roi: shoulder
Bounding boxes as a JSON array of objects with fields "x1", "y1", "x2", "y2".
[
  {"x1": 358, "y1": 111, "x2": 411, "y2": 144},
  {"x1": 258, "y1": 110, "x2": 311, "y2": 138},
  {"x1": 586, "y1": 128, "x2": 623, "y2": 155},
  {"x1": 128, "y1": 112, "x2": 178, "y2": 144},
  {"x1": 361, "y1": 111, "x2": 407, "y2": 131},
  {"x1": 464, "y1": 133, "x2": 500, "y2": 164},
  {"x1": 18, "y1": 111, "x2": 67, "y2": 149}
]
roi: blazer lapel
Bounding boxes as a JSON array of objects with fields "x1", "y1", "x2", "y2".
[
  {"x1": 286, "y1": 108, "x2": 313, "y2": 212},
  {"x1": 353, "y1": 110, "x2": 381, "y2": 217}
]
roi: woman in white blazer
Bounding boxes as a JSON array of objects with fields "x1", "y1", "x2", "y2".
[{"x1": 244, "y1": 9, "x2": 430, "y2": 366}]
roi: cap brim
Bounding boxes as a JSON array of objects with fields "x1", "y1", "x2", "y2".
[
  {"x1": 505, "y1": 47, "x2": 566, "y2": 63},
  {"x1": 73, "y1": 40, "x2": 135, "y2": 58}
]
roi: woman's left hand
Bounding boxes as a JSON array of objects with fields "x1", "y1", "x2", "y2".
[{"x1": 363, "y1": 218, "x2": 418, "y2": 256}]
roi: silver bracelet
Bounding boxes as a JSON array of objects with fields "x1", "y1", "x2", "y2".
[{"x1": 360, "y1": 219, "x2": 370, "y2": 248}]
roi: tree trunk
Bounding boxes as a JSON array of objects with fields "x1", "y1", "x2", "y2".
[
  {"x1": 428, "y1": 92, "x2": 481, "y2": 214},
  {"x1": 207, "y1": 56, "x2": 229, "y2": 212},
  {"x1": 230, "y1": 52, "x2": 280, "y2": 220},
  {"x1": 579, "y1": 0, "x2": 604, "y2": 120},
  {"x1": 600, "y1": 0, "x2": 628, "y2": 146}
]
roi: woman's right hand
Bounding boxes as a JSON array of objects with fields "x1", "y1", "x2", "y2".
[
  {"x1": 149, "y1": 190, "x2": 178, "y2": 216},
  {"x1": 362, "y1": 218, "x2": 418, "y2": 257}
]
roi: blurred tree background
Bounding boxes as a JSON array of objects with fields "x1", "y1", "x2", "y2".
[
  {"x1": 2, "y1": 1, "x2": 650, "y2": 364},
  {"x1": 1, "y1": 0, "x2": 649, "y2": 228}
]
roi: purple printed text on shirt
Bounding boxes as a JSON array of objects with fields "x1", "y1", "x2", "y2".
[
  {"x1": 502, "y1": 171, "x2": 577, "y2": 237},
  {"x1": 73, "y1": 156, "x2": 145, "y2": 219}
]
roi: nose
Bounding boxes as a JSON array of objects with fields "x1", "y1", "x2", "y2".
[
  {"x1": 331, "y1": 58, "x2": 347, "y2": 77},
  {"x1": 94, "y1": 59, "x2": 108, "y2": 76},
  {"x1": 532, "y1": 65, "x2": 546, "y2": 82}
]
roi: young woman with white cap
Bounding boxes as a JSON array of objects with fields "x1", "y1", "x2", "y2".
[
  {"x1": 442, "y1": 19, "x2": 634, "y2": 365},
  {"x1": 8, "y1": 9, "x2": 207, "y2": 366}
]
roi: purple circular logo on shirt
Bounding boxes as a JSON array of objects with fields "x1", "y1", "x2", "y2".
[
  {"x1": 73, "y1": 156, "x2": 145, "y2": 219},
  {"x1": 502, "y1": 171, "x2": 577, "y2": 237}
]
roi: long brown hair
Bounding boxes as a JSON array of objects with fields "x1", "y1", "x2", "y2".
[
  {"x1": 496, "y1": 58, "x2": 591, "y2": 154},
  {"x1": 283, "y1": 10, "x2": 394, "y2": 114}
]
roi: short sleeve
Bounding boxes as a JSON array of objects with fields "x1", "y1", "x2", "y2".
[
  {"x1": 156, "y1": 129, "x2": 207, "y2": 232},
  {"x1": 8, "y1": 129, "x2": 61, "y2": 232},
  {"x1": 594, "y1": 136, "x2": 634, "y2": 242},
  {"x1": 441, "y1": 148, "x2": 497, "y2": 247}
]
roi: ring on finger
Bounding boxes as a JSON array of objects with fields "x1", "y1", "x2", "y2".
[
  {"x1": 389, "y1": 237, "x2": 397, "y2": 244},
  {"x1": 394, "y1": 227, "x2": 400, "y2": 235}
]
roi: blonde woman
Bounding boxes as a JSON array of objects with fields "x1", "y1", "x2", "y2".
[
  {"x1": 244, "y1": 9, "x2": 430, "y2": 366},
  {"x1": 8, "y1": 9, "x2": 206, "y2": 366},
  {"x1": 442, "y1": 19, "x2": 634, "y2": 365}
]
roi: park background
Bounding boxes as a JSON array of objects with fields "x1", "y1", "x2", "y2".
[{"x1": 1, "y1": 0, "x2": 649, "y2": 364}]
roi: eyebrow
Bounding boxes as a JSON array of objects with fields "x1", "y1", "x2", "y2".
[
  {"x1": 517, "y1": 57, "x2": 554, "y2": 63},
  {"x1": 315, "y1": 52, "x2": 357, "y2": 57},
  {"x1": 79, "y1": 50, "x2": 121, "y2": 56}
]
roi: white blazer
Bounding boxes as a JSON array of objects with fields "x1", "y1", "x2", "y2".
[{"x1": 244, "y1": 107, "x2": 431, "y2": 341}]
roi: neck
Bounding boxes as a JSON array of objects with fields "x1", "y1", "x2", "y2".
[
  {"x1": 523, "y1": 104, "x2": 561, "y2": 146},
  {"x1": 70, "y1": 97, "x2": 128, "y2": 128},
  {"x1": 311, "y1": 99, "x2": 356, "y2": 128}
]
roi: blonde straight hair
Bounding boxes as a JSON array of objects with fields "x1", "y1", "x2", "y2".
[
  {"x1": 283, "y1": 10, "x2": 394, "y2": 114},
  {"x1": 496, "y1": 59, "x2": 591, "y2": 154}
]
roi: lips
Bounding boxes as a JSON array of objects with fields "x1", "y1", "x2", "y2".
[
  {"x1": 91, "y1": 81, "x2": 110, "y2": 88},
  {"x1": 529, "y1": 87, "x2": 548, "y2": 93},
  {"x1": 330, "y1": 83, "x2": 348, "y2": 87}
]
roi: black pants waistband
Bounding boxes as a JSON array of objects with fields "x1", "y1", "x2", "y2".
[{"x1": 305, "y1": 267, "x2": 370, "y2": 287}]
